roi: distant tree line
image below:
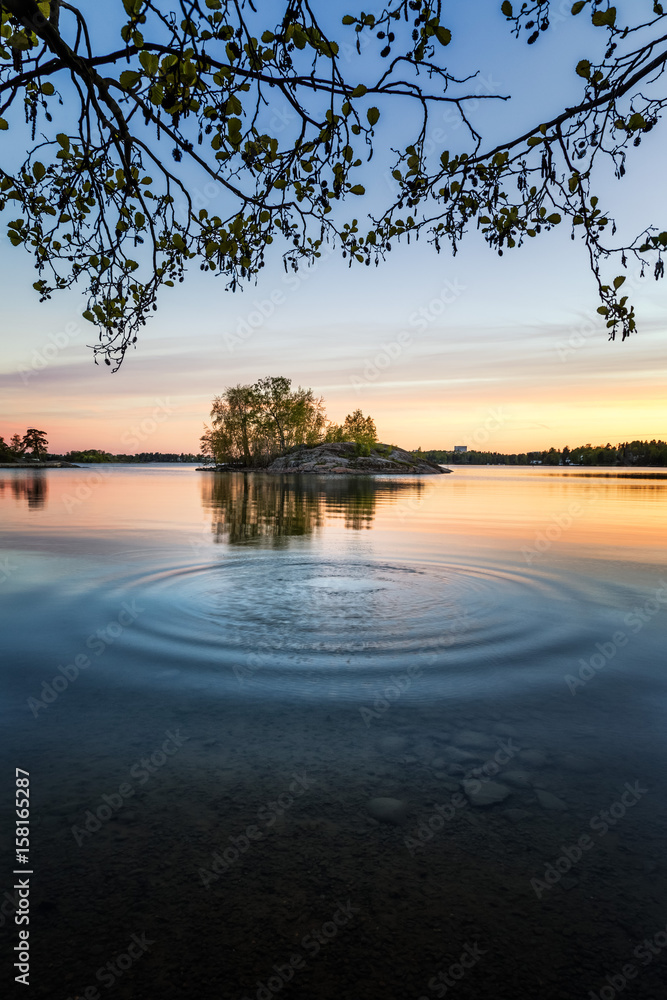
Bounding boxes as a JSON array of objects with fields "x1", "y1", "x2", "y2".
[
  {"x1": 48, "y1": 450, "x2": 203, "y2": 463},
  {"x1": 201, "y1": 377, "x2": 377, "y2": 466},
  {"x1": 421, "y1": 441, "x2": 667, "y2": 467},
  {"x1": 0, "y1": 428, "x2": 48, "y2": 462}
]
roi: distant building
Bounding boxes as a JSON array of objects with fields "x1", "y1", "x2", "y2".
[{"x1": 454, "y1": 445, "x2": 467, "y2": 453}]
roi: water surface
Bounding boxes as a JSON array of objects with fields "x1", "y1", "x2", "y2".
[{"x1": 2, "y1": 465, "x2": 666, "y2": 999}]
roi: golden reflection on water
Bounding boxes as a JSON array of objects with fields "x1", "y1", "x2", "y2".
[
  {"x1": 0, "y1": 466, "x2": 665, "y2": 561},
  {"x1": 200, "y1": 473, "x2": 427, "y2": 544},
  {"x1": 0, "y1": 472, "x2": 48, "y2": 509}
]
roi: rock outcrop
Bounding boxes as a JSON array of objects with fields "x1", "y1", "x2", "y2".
[{"x1": 266, "y1": 442, "x2": 449, "y2": 475}]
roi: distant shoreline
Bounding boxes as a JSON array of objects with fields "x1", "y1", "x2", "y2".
[{"x1": 0, "y1": 461, "x2": 80, "y2": 469}]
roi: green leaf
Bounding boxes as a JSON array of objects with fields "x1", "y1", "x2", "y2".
[
  {"x1": 342, "y1": 15, "x2": 356, "y2": 25},
  {"x1": 351, "y1": 84, "x2": 367, "y2": 97},
  {"x1": 613, "y1": 275, "x2": 626, "y2": 289},
  {"x1": 350, "y1": 184, "x2": 365, "y2": 195},
  {"x1": 41, "y1": 82, "x2": 55, "y2": 96},
  {"x1": 56, "y1": 133, "x2": 70, "y2": 151},
  {"x1": 139, "y1": 51, "x2": 159, "y2": 75},
  {"x1": 527, "y1": 136, "x2": 543, "y2": 147},
  {"x1": 501, "y1": 1, "x2": 513, "y2": 16},
  {"x1": 576, "y1": 59, "x2": 591, "y2": 79},
  {"x1": 434, "y1": 26, "x2": 451, "y2": 45},
  {"x1": 119, "y1": 70, "x2": 141, "y2": 89},
  {"x1": 592, "y1": 7, "x2": 616, "y2": 27},
  {"x1": 547, "y1": 213, "x2": 561, "y2": 224},
  {"x1": 366, "y1": 107, "x2": 380, "y2": 127},
  {"x1": 0, "y1": 118, "x2": 7, "y2": 130},
  {"x1": 33, "y1": 161, "x2": 45, "y2": 181},
  {"x1": 571, "y1": 1, "x2": 586, "y2": 13},
  {"x1": 597, "y1": 306, "x2": 609, "y2": 315}
]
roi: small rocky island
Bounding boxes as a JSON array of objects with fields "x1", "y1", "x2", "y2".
[
  {"x1": 0, "y1": 460, "x2": 80, "y2": 468},
  {"x1": 200, "y1": 442, "x2": 449, "y2": 475}
]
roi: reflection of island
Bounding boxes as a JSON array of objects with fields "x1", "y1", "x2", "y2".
[
  {"x1": 0, "y1": 473, "x2": 48, "y2": 509},
  {"x1": 200, "y1": 473, "x2": 427, "y2": 545}
]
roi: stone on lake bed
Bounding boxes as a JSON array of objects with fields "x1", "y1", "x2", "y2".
[
  {"x1": 367, "y1": 797, "x2": 409, "y2": 825},
  {"x1": 378, "y1": 735, "x2": 409, "y2": 754},
  {"x1": 503, "y1": 808, "x2": 532, "y2": 823},
  {"x1": 501, "y1": 770, "x2": 534, "y2": 789},
  {"x1": 453, "y1": 730, "x2": 497, "y2": 750},
  {"x1": 462, "y1": 780, "x2": 511, "y2": 807},
  {"x1": 442, "y1": 746, "x2": 479, "y2": 764},
  {"x1": 518, "y1": 749, "x2": 548, "y2": 767},
  {"x1": 491, "y1": 722, "x2": 520, "y2": 738},
  {"x1": 535, "y1": 789, "x2": 568, "y2": 811}
]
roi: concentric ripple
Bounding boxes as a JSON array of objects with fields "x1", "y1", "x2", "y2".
[{"x1": 102, "y1": 554, "x2": 597, "y2": 698}]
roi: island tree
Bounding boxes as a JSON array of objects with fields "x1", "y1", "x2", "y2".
[
  {"x1": 21, "y1": 427, "x2": 48, "y2": 458},
  {"x1": 1, "y1": 1, "x2": 667, "y2": 366},
  {"x1": 203, "y1": 376, "x2": 327, "y2": 465}
]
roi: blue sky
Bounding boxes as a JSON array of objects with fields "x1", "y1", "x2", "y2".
[{"x1": 0, "y1": 1, "x2": 665, "y2": 453}]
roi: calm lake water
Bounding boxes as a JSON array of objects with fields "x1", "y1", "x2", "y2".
[{"x1": 2, "y1": 464, "x2": 667, "y2": 999}]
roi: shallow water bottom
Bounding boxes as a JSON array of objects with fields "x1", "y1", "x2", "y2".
[{"x1": 17, "y1": 683, "x2": 667, "y2": 1000}]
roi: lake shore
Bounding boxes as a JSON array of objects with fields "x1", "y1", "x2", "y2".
[
  {"x1": 198, "y1": 442, "x2": 449, "y2": 475},
  {"x1": 0, "y1": 460, "x2": 80, "y2": 468}
]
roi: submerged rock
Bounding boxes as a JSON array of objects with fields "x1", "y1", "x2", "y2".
[
  {"x1": 378, "y1": 735, "x2": 409, "y2": 755},
  {"x1": 518, "y1": 749, "x2": 548, "y2": 768},
  {"x1": 503, "y1": 808, "x2": 532, "y2": 824},
  {"x1": 462, "y1": 780, "x2": 511, "y2": 807},
  {"x1": 501, "y1": 770, "x2": 534, "y2": 789},
  {"x1": 367, "y1": 797, "x2": 409, "y2": 825},
  {"x1": 442, "y1": 746, "x2": 479, "y2": 764},
  {"x1": 535, "y1": 789, "x2": 568, "y2": 811},
  {"x1": 453, "y1": 730, "x2": 496, "y2": 750}
]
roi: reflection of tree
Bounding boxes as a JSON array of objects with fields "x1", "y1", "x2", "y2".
[
  {"x1": 200, "y1": 474, "x2": 426, "y2": 545},
  {"x1": 0, "y1": 473, "x2": 48, "y2": 509},
  {"x1": 202, "y1": 474, "x2": 323, "y2": 547}
]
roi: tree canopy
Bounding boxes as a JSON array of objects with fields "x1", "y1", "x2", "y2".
[
  {"x1": 0, "y1": 426, "x2": 48, "y2": 459},
  {"x1": 202, "y1": 376, "x2": 327, "y2": 465},
  {"x1": 1, "y1": 1, "x2": 667, "y2": 366},
  {"x1": 201, "y1": 379, "x2": 378, "y2": 465}
]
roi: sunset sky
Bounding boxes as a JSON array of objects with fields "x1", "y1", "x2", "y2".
[{"x1": 1, "y1": 2, "x2": 665, "y2": 455}]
